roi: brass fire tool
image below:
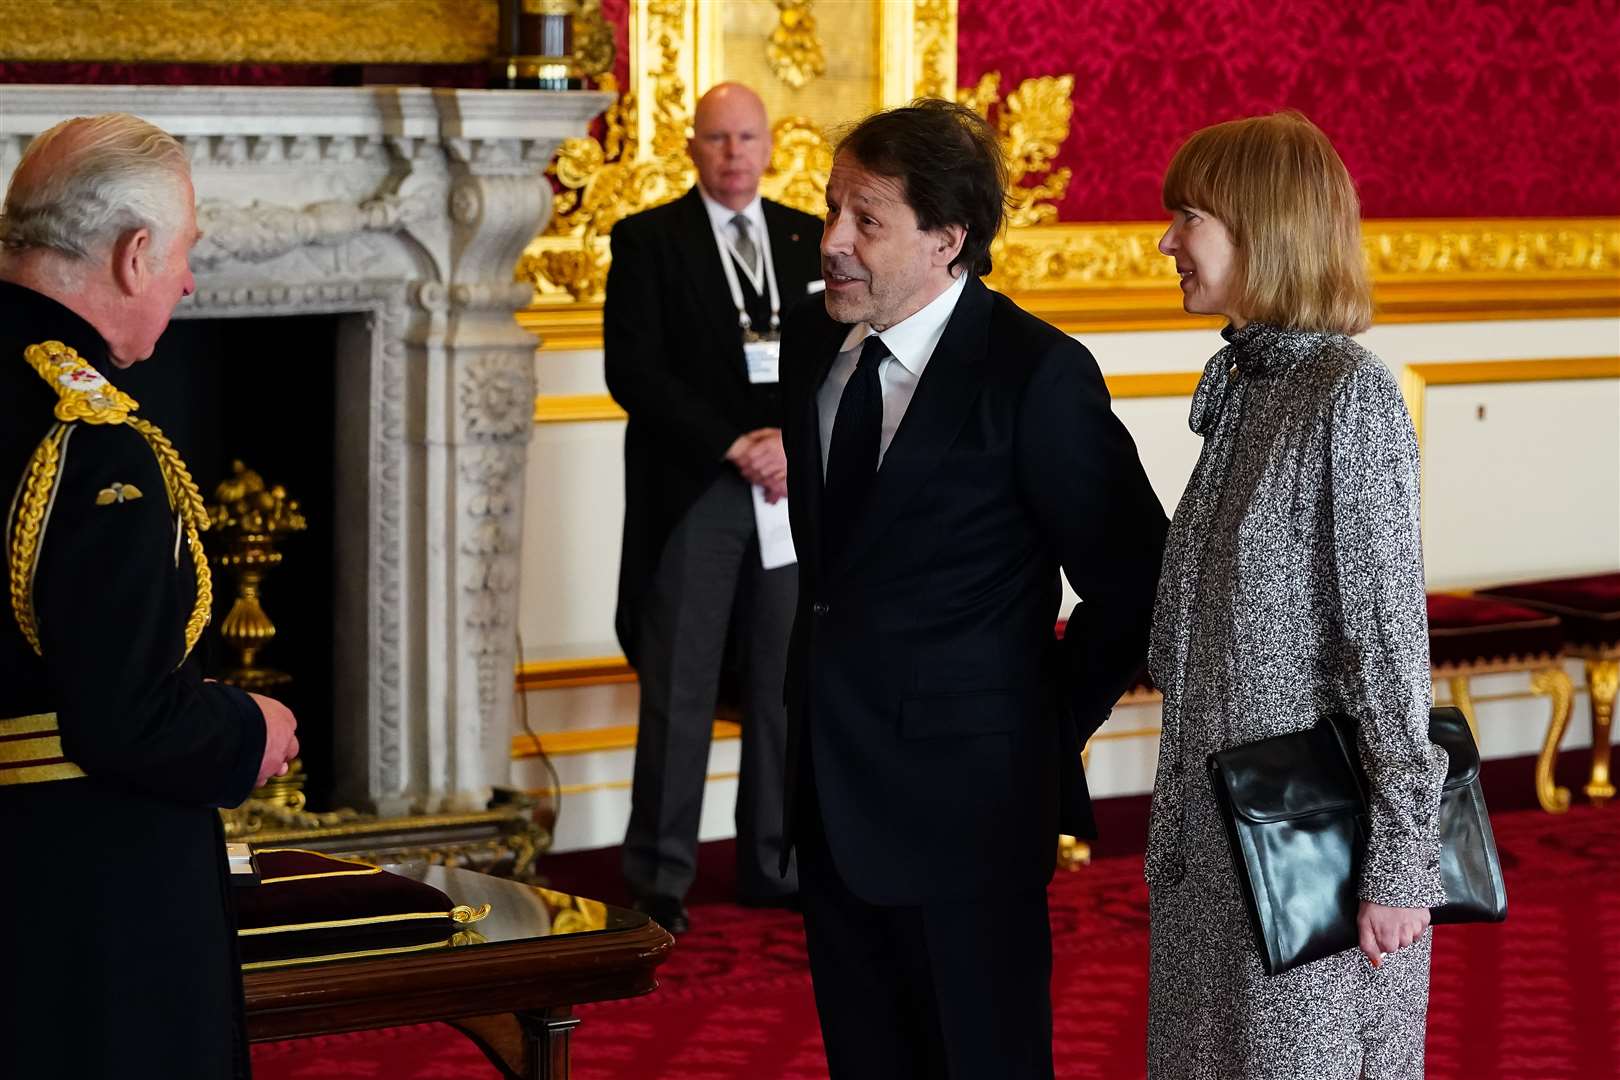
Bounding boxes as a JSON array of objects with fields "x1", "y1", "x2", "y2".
[{"x1": 207, "y1": 460, "x2": 308, "y2": 809}]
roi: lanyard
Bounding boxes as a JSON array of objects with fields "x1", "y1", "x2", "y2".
[{"x1": 716, "y1": 213, "x2": 781, "y2": 338}]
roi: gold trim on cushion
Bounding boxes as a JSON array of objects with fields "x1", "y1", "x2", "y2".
[
  {"x1": 253, "y1": 848, "x2": 385, "y2": 885},
  {"x1": 240, "y1": 934, "x2": 474, "y2": 972},
  {"x1": 238, "y1": 905, "x2": 491, "y2": 938}
]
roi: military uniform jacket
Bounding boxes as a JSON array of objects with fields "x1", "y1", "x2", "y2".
[{"x1": 0, "y1": 281, "x2": 266, "y2": 1079}]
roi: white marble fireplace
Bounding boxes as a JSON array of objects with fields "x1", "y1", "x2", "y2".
[{"x1": 0, "y1": 85, "x2": 610, "y2": 815}]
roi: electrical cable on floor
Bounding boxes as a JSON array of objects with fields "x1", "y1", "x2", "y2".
[{"x1": 514, "y1": 628, "x2": 561, "y2": 837}]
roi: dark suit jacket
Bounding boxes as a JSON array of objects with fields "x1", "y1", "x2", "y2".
[
  {"x1": 0, "y1": 280, "x2": 265, "y2": 1078},
  {"x1": 781, "y1": 275, "x2": 1168, "y2": 906},
  {"x1": 604, "y1": 187, "x2": 822, "y2": 662}
]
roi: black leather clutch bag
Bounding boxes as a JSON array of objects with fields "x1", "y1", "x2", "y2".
[{"x1": 1208, "y1": 706, "x2": 1507, "y2": 976}]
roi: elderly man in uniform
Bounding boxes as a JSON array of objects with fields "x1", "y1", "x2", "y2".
[{"x1": 0, "y1": 114, "x2": 300, "y2": 1079}]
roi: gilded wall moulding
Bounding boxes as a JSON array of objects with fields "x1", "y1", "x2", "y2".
[
  {"x1": 911, "y1": 0, "x2": 958, "y2": 100},
  {"x1": 959, "y1": 72, "x2": 1074, "y2": 228},
  {"x1": 520, "y1": 217, "x2": 1620, "y2": 348},
  {"x1": 516, "y1": 0, "x2": 961, "y2": 304},
  {"x1": 0, "y1": 0, "x2": 495, "y2": 64},
  {"x1": 767, "y1": 0, "x2": 828, "y2": 90}
]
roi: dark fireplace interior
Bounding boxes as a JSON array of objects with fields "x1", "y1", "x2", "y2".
[{"x1": 108, "y1": 313, "x2": 344, "y2": 810}]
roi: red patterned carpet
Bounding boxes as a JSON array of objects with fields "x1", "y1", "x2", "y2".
[{"x1": 251, "y1": 804, "x2": 1620, "y2": 1079}]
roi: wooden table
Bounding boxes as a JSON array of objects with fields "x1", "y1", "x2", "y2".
[{"x1": 243, "y1": 865, "x2": 675, "y2": 1079}]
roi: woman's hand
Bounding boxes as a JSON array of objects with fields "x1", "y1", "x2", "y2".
[{"x1": 1357, "y1": 900, "x2": 1430, "y2": 967}]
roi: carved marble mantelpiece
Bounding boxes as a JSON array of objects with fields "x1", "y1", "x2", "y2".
[{"x1": 0, "y1": 85, "x2": 611, "y2": 814}]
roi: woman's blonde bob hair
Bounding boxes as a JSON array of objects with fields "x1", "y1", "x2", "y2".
[{"x1": 1162, "y1": 111, "x2": 1372, "y2": 335}]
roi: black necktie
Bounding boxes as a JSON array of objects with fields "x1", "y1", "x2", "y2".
[{"x1": 822, "y1": 335, "x2": 887, "y2": 563}]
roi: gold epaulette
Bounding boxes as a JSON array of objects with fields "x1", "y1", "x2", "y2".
[{"x1": 7, "y1": 341, "x2": 212, "y2": 662}]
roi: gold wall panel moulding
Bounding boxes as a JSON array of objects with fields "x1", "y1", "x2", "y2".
[
  {"x1": 522, "y1": 217, "x2": 1619, "y2": 350},
  {"x1": 0, "y1": 0, "x2": 497, "y2": 65},
  {"x1": 532, "y1": 393, "x2": 626, "y2": 423},
  {"x1": 512, "y1": 720, "x2": 740, "y2": 759},
  {"x1": 526, "y1": 769, "x2": 738, "y2": 798},
  {"x1": 514, "y1": 655, "x2": 635, "y2": 691},
  {"x1": 1399, "y1": 355, "x2": 1620, "y2": 446}
]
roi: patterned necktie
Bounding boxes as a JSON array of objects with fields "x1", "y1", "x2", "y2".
[
  {"x1": 822, "y1": 335, "x2": 888, "y2": 564},
  {"x1": 730, "y1": 213, "x2": 760, "y2": 278}
]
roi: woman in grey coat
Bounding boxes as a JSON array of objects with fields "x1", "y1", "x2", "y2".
[{"x1": 1145, "y1": 111, "x2": 1449, "y2": 1079}]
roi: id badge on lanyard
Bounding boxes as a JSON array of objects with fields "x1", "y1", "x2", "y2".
[
  {"x1": 743, "y1": 336, "x2": 780, "y2": 384},
  {"x1": 719, "y1": 216, "x2": 782, "y2": 383}
]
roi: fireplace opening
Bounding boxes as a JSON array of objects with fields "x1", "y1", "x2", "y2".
[{"x1": 110, "y1": 313, "x2": 345, "y2": 810}]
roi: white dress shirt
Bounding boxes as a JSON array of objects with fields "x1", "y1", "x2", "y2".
[
  {"x1": 817, "y1": 272, "x2": 968, "y2": 477},
  {"x1": 698, "y1": 186, "x2": 767, "y2": 286}
]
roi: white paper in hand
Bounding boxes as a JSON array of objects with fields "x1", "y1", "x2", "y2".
[{"x1": 752, "y1": 483, "x2": 797, "y2": 569}]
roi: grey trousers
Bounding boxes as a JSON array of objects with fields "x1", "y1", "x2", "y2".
[{"x1": 623, "y1": 471, "x2": 799, "y2": 902}]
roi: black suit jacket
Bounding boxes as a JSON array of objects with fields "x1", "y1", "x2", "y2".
[
  {"x1": 0, "y1": 281, "x2": 264, "y2": 1078},
  {"x1": 604, "y1": 187, "x2": 823, "y2": 662},
  {"x1": 781, "y1": 275, "x2": 1168, "y2": 906}
]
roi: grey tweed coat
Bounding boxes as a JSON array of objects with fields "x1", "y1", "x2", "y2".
[{"x1": 1145, "y1": 323, "x2": 1449, "y2": 1079}]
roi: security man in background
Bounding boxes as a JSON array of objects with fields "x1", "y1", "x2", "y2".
[
  {"x1": 605, "y1": 83, "x2": 822, "y2": 932},
  {"x1": 0, "y1": 114, "x2": 300, "y2": 1079}
]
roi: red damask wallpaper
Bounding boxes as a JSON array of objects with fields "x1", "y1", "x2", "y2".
[{"x1": 958, "y1": 0, "x2": 1620, "y2": 220}]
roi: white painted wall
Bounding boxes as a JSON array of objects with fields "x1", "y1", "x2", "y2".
[{"x1": 517, "y1": 315, "x2": 1620, "y2": 851}]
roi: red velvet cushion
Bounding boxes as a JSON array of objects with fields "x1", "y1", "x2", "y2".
[
  {"x1": 1426, "y1": 593, "x2": 1563, "y2": 668},
  {"x1": 234, "y1": 849, "x2": 489, "y2": 967},
  {"x1": 1479, "y1": 573, "x2": 1620, "y2": 650}
]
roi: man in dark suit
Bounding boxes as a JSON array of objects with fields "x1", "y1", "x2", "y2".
[
  {"x1": 779, "y1": 100, "x2": 1168, "y2": 1078},
  {"x1": 605, "y1": 83, "x2": 823, "y2": 931},
  {"x1": 0, "y1": 113, "x2": 300, "y2": 1078}
]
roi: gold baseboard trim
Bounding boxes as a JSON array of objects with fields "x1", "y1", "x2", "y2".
[
  {"x1": 515, "y1": 656, "x2": 636, "y2": 692},
  {"x1": 527, "y1": 770, "x2": 740, "y2": 799},
  {"x1": 513, "y1": 719, "x2": 741, "y2": 760},
  {"x1": 533, "y1": 394, "x2": 627, "y2": 424}
]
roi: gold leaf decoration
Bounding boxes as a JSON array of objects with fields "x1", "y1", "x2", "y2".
[
  {"x1": 574, "y1": 0, "x2": 617, "y2": 78},
  {"x1": 767, "y1": 1, "x2": 828, "y2": 90},
  {"x1": 760, "y1": 118, "x2": 835, "y2": 217},
  {"x1": 913, "y1": 0, "x2": 956, "y2": 99},
  {"x1": 960, "y1": 72, "x2": 1075, "y2": 229}
]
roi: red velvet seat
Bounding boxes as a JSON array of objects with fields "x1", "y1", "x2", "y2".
[
  {"x1": 1476, "y1": 573, "x2": 1620, "y2": 808},
  {"x1": 1478, "y1": 572, "x2": 1620, "y2": 652},
  {"x1": 1425, "y1": 591, "x2": 1575, "y2": 813},
  {"x1": 1426, "y1": 593, "x2": 1563, "y2": 670}
]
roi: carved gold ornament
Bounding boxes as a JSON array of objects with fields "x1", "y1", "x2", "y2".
[
  {"x1": 574, "y1": 0, "x2": 618, "y2": 77},
  {"x1": 767, "y1": 0, "x2": 828, "y2": 90},
  {"x1": 911, "y1": 0, "x2": 957, "y2": 99},
  {"x1": 959, "y1": 72, "x2": 1074, "y2": 228}
]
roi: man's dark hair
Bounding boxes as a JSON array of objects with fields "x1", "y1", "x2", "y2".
[{"x1": 834, "y1": 98, "x2": 1008, "y2": 277}]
